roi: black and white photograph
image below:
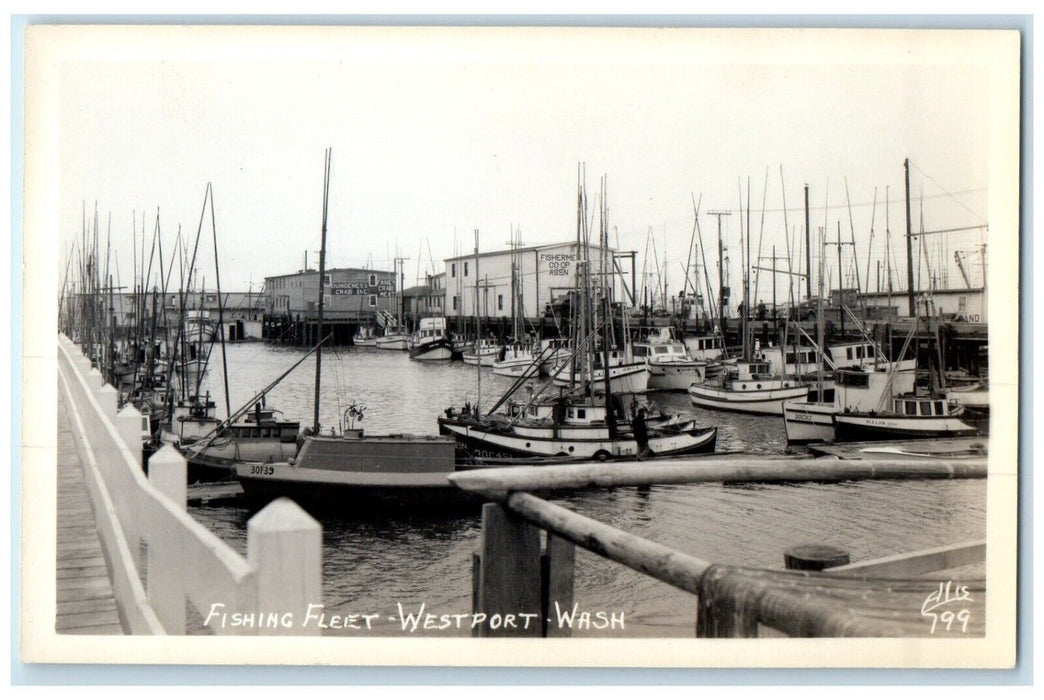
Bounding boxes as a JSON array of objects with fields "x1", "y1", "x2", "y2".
[{"x1": 19, "y1": 19, "x2": 1021, "y2": 673}]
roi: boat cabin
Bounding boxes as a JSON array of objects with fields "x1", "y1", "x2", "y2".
[
  {"x1": 889, "y1": 395, "x2": 961, "y2": 418},
  {"x1": 834, "y1": 367, "x2": 916, "y2": 413},
  {"x1": 684, "y1": 335, "x2": 725, "y2": 361}
]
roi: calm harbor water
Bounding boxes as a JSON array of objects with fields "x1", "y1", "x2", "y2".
[{"x1": 187, "y1": 342, "x2": 986, "y2": 637}]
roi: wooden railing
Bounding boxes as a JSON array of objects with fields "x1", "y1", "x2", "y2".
[
  {"x1": 57, "y1": 334, "x2": 322, "y2": 635},
  {"x1": 449, "y1": 459, "x2": 988, "y2": 638}
]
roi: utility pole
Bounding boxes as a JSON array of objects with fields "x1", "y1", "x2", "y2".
[
  {"x1": 825, "y1": 221, "x2": 855, "y2": 338},
  {"x1": 707, "y1": 210, "x2": 731, "y2": 340}
]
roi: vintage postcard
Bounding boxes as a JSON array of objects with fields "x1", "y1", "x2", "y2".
[{"x1": 19, "y1": 22, "x2": 1021, "y2": 672}]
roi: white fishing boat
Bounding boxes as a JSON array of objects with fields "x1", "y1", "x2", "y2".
[
  {"x1": 538, "y1": 337, "x2": 572, "y2": 376},
  {"x1": 184, "y1": 309, "x2": 216, "y2": 344},
  {"x1": 633, "y1": 327, "x2": 706, "y2": 391},
  {"x1": 551, "y1": 348, "x2": 650, "y2": 394},
  {"x1": 408, "y1": 317, "x2": 454, "y2": 361},
  {"x1": 438, "y1": 393, "x2": 716, "y2": 462},
  {"x1": 375, "y1": 331, "x2": 410, "y2": 351},
  {"x1": 462, "y1": 338, "x2": 500, "y2": 366},
  {"x1": 688, "y1": 360, "x2": 809, "y2": 415},
  {"x1": 783, "y1": 364, "x2": 916, "y2": 445},
  {"x1": 492, "y1": 343, "x2": 541, "y2": 378},
  {"x1": 759, "y1": 343, "x2": 825, "y2": 379},
  {"x1": 353, "y1": 326, "x2": 379, "y2": 347},
  {"x1": 833, "y1": 393, "x2": 978, "y2": 441}
]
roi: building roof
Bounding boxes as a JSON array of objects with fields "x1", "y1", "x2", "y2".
[
  {"x1": 444, "y1": 240, "x2": 617, "y2": 262},
  {"x1": 264, "y1": 267, "x2": 394, "y2": 281}
]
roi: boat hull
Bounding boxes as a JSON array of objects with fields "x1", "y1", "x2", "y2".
[
  {"x1": 409, "y1": 339, "x2": 454, "y2": 361},
  {"x1": 375, "y1": 335, "x2": 409, "y2": 351},
  {"x1": 234, "y1": 434, "x2": 476, "y2": 512},
  {"x1": 782, "y1": 400, "x2": 837, "y2": 444},
  {"x1": 552, "y1": 362, "x2": 650, "y2": 394},
  {"x1": 833, "y1": 414, "x2": 979, "y2": 442},
  {"x1": 647, "y1": 361, "x2": 705, "y2": 391},
  {"x1": 438, "y1": 418, "x2": 716, "y2": 462},
  {"x1": 688, "y1": 383, "x2": 809, "y2": 416},
  {"x1": 492, "y1": 357, "x2": 540, "y2": 378}
]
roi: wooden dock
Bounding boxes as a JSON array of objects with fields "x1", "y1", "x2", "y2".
[{"x1": 56, "y1": 390, "x2": 123, "y2": 634}]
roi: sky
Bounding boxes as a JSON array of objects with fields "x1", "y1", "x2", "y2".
[{"x1": 47, "y1": 25, "x2": 1006, "y2": 311}]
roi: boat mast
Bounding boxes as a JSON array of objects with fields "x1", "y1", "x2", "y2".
[
  {"x1": 600, "y1": 176, "x2": 616, "y2": 438},
  {"x1": 474, "y1": 228, "x2": 481, "y2": 415},
  {"x1": 209, "y1": 185, "x2": 232, "y2": 419},
  {"x1": 904, "y1": 158, "x2": 915, "y2": 317},
  {"x1": 312, "y1": 148, "x2": 331, "y2": 434}
]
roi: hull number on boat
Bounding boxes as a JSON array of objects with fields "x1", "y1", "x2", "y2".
[{"x1": 249, "y1": 464, "x2": 275, "y2": 476}]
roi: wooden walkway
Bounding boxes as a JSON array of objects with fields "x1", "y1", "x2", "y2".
[{"x1": 56, "y1": 390, "x2": 124, "y2": 634}]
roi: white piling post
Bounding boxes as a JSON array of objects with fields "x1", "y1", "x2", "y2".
[
  {"x1": 97, "y1": 384, "x2": 119, "y2": 420},
  {"x1": 85, "y1": 367, "x2": 104, "y2": 392},
  {"x1": 117, "y1": 404, "x2": 144, "y2": 470},
  {"x1": 147, "y1": 445, "x2": 188, "y2": 634},
  {"x1": 248, "y1": 498, "x2": 322, "y2": 636}
]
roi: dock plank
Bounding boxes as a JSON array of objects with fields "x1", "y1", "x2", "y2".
[{"x1": 55, "y1": 389, "x2": 124, "y2": 635}]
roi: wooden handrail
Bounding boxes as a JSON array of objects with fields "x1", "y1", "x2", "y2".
[
  {"x1": 449, "y1": 456, "x2": 987, "y2": 498},
  {"x1": 504, "y1": 491, "x2": 712, "y2": 594}
]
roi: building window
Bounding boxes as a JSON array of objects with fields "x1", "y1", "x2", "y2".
[
  {"x1": 452, "y1": 296, "x2": 459, "y2": 311},
  {"x1": 369, "y1": 273, "x2": 376, "y2": 286},
  {"x1": 451, "y1": 263, "x2": 456, "y2": 278},
  {"x1": 464, "y1": 262, "x2": 469, "y2": 277},
  {"x1": 368, "y1": 294, "x2": 377, "y2": 308},
  {"x1": 323, "y1": 294, "x2": 330, "y2": 306},
  {"x1": 498, "y1": 294, "x2": 504, "y2": 311},
  {"x1": 323, "y1": 274, "x2": 331, "y2": 286}
]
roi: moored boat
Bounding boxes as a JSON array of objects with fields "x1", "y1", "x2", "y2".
[
  {"x1": 408, "y1": 317, "x2": 454, "y2": 361},
  {"x1": 688, "y1": 360, "x2": 809, "y2": 416},
  {"x1": 633, "y1": 328, "x2": 706, "y2": 391}
]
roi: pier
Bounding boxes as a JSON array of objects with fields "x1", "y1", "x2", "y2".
[{"x1": 55, "y1": 333, "x2": 323, "y2": 636}]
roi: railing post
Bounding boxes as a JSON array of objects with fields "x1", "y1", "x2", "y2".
[
  {"x1": 97, "y1": 383, "x2": 118, "y2": 421},
  {"x1": 247, "y1": 498, "x2": 322, "y2": 636},
  {"x1": 85, "y1": 367, "x2": 104, "y2": 392},
  {"x1": 117, "y1": 404, "x2": 144, "y2": 471},
  {"x1": 147, "y1": 445, "x2": 188, "y2": 634},
  {"x1": 541, "y1": 533, "x2": 575, "y2": 638},
  {"x1": 473, "y1": 503, "x2": 542, "y2": 637}
]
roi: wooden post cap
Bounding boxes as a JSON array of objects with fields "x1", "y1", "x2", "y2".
[{"x1": 784, "y1": 544, "x2": 851, "y2": 571}]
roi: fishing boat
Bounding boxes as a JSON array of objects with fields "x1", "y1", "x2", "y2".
[
  {"x1": 633, "y1": 327, "x2": 706, "y2": 391},
  {"x1": 550, "y1": 347, "x2": 650, "y2": 394},
  {"x1": 375, "y1": 329, "x2": 410, "y2": 351},
  {"x1": 688, "y1": 359, "x2": 809, "y2": 415},
  {"x1": 408, "y1": 317, "x2": 454, "y2": 361},
  {"x1": 538, "y1": 337, "x2": 572, "y2": 376},
  {"x1": 462, "y1": 338, "x2": 500, "y2": 366},
  {"x1": 353, "y1": 326, "x2": 379, "y2": 347},
  {"x1": 438, "y1": 391, "x2": 716, "y2": 462},
  {"x1": 783, "y1": 364, "x2": 916, "y2": 444},
  {"x1": 829, "y1": 300, "x2": 979, "y2": 443},
  {"x1": 491, "y1": 342, "x2": 542, "y2": 379},
  {"x1": 184, "y1": 309, "x2": 217, "y2": 344},
  {"x1": 833, "y1": 392, "x2": 978, "y2": 441},
  {"x1": 234, "y1": 429, "x2": 470, "y2": 511}
]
